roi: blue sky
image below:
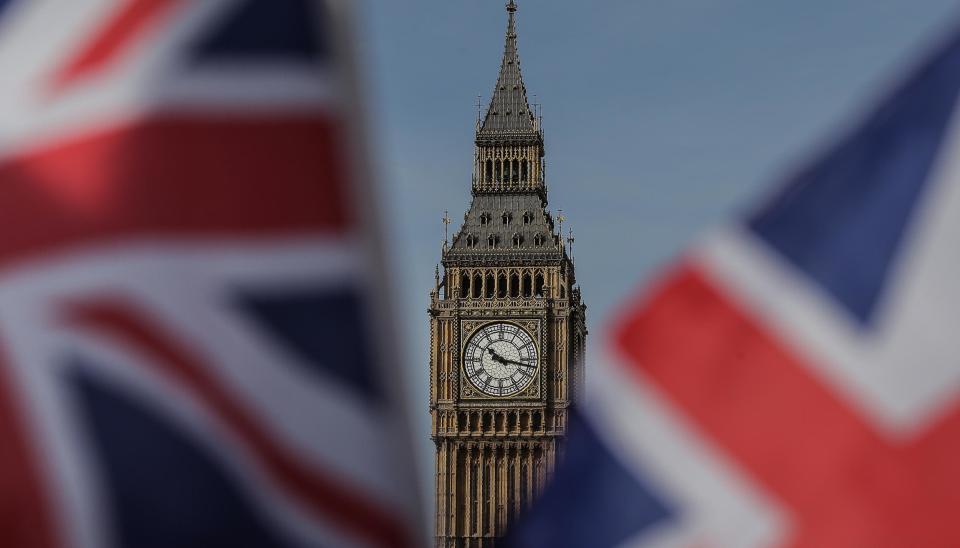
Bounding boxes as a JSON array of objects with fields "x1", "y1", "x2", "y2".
[{"x1": 357, "y1": 0, "x2": 960, "y2": 502}]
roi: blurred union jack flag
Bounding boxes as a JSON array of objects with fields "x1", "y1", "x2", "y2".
[
  {"x1": 508, "y1": 19, "x2": 960, "y2": 548},
  {"x1": 0, "y1": 1, "x2": 420, "y2": 547}
]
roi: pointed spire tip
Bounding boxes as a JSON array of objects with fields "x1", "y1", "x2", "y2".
[{"x1": 478, "y1": 0, "x2": 537, "y2": 138}]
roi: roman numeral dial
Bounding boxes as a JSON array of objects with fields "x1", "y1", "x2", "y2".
[{"x1": 463, "y1": 322, "x2": 539, "y2": 397}]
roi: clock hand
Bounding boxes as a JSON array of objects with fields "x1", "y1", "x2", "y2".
[
  {"x1": 504, "y1": 357, "x2": 534, "y2": 368},
  {"x1": 487, "y1": 348, "x2": 509, "y2": 365},
  {"x1": 487, "y1": 348, "x2": 531, "y2": 368}
]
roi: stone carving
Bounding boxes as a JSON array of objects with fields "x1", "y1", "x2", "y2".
[{"x1": 428, "y1": 2, "x2": 587, "y2": 545}]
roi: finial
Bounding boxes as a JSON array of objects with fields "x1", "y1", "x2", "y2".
[
  {"x1": 442, "y1": 210, "x2": 452, "y2": 250},
  {"x1": 567, "y1": 228, "x2": 576, "y2": 263},
  {"x1": 557, "y1": 209, "x2": 565, "y2": 248},
  {"x1": 506, "y1": 0, "x2": 517, "y2": 39}
]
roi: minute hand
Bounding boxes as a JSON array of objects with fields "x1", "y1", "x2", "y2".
[
  {"x1": 494, "y1": 351, "x2": 533, "y2": 368},
  {"x1": 504, "y1": 357, "x2": 534, "y2": 368}
]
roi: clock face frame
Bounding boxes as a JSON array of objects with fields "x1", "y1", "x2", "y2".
[{"x1": 463, "y1": 322, "x2": 539, "y2": 397}]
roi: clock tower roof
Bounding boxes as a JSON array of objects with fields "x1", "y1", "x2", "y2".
[
  {"x1": 446, "y1": 0, "x2": 572, "y2": 267},
  {"x1": 444, "y1": 194, "x2": 567, "y2": 263},
  {"x1": 477, "y1": 0, "x2": 541, "y2": 144}
]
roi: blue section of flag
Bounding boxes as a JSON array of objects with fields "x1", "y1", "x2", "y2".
[
  {"x1": 503, "y1": 409, "x2": 675, "y2": 548},
  {"x1": 747, "y1": 29, "x2": 960, "y2": 325},
  {"x1": 237, "y1": 287, "x2": 381, "y2": 399},
  {"x1": 69, "y1": 366, "x2": 296, "y2": 548},
  {"x1": 192, "y1": 0, "x2": 327, "y2": 63}
]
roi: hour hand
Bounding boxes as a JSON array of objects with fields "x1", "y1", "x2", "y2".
[{"x1": 487, "y1": 348, "x2": 508, "y2": 364}]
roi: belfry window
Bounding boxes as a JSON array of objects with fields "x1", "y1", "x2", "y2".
[
  {"x1": 473, "y1": 273, "x2": 482, "y2": 298},
  {"x1": 485, "y1": 273, "x2": 495, "y2": 298},
  {"x1": 521, "y1": 159, "x2": 529, "y2": 182},
  {"x1": 533, "y1": 234, "x2": 545, "y2": 246},
  {"x1": 488, "y1": 235, "x2": 498, "y2": 248},
  {"x1": 480, "y1": 213, "x2": 491, "y2": 226},
  {"x1": 523, "y1": 212, "x2": 534, "y2": 225},
  {"x1": 485, "y1": 159, "x2": 493, "y2": 183},
  {"x1": 495, "y1": 160, "x2": 502, "y2": 182},
  {"x1": 502, "y1": 213, "x2": 512, "y2": 226},
  {"x1": 497, "y1": 273, "x2": 507, "y2": 298},
  {"x1": 512, "y1": 159, "x2": 520, "y2": 182},
  {"x1": 512, "y1": 233, "x2": 523, "y2": 247},
  {"x1": 466, "y1": 234, "x2": 477, "y2": 248},
  {"x1": 535, "y1": 273, "x2": 545, "y2": 297}
]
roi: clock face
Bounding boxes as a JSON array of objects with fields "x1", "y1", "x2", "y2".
[{"x1": 463, "y1": 322, "x2": 538, "y2": 397}]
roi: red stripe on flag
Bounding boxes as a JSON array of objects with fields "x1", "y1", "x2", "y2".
[
  {"x1": 0, "y1": 345, "x2": 60, "y2": 548},
  {"x1": 51, "y1": 0, "x2": 182, "y2": 92},
  {"x1": 614, "y1": 263, "x2": 960, "y2": 546},
  {"x1": 65, "y1": 299, "x2": 412, "y2": 548},
  {"x1": 0, "y1": 115, "x2": 351, "y2": 269}
]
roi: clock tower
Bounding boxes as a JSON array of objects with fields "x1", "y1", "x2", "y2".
[{"x1": 429, "y1": 2, "x2": 587, "y2": 546}]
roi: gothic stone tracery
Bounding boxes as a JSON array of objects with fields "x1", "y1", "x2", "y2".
[{"x1": 429, "y1": 2, "x2": 587, "y2": 546}]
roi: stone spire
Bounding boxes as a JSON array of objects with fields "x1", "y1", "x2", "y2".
[{"x1": 477, "y1": 0, "x2": 540, "y2": 142}]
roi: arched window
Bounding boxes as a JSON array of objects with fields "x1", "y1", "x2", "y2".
[
  {"x1": 497, "y1": 272, "x2": 507, "y2": 298},
  {"x1": 523, "y1": 211, "x2": 534, "y2": 225},
  {"x1": 510, "y1": 273, "x2": 520, "y2": 298},
  {"x1": 485, "y1": 273, "x2": 495, "y2": 298},
  {"x1": 521, "y1": 159, "x2": 529, "y2": 182},
  {"x1": 502, "y1": 212, "x2": 512, "y2": 226},
  {"x1": 466, "y1": 234, "x2": 477, "y2": 248},
  {"x1": 473, "y1": 273, "x2": 482, "y2": 298},
  {"x1": 512, "y1": 159, "x2": 520, "y2": 182},
  {"x1": 512, "y1": 233, "x2": 523, "y2": 248},
  {"x1": 533, "y1": 234, "x2": 545, "y2": 246},
  {"x1": 495, "y1": 160, "x2": 502, "y2": 182},
  {"x1": 522, "y1": 273, "x2": 532, "y2": 298},
  {"x1": 485, "y1": 159, "x2": 493, "y2": 183},
  {"x1": 460, "y1": 273, "x2": 470, "y2": 297},
  {"x1": 480, "y1": 213, "x2": 490, "y2": 226},
  {"x1": 488, "y1": 234, "x2": 498, "y2": 248},
  {"x1": 535, "y1": 273, "x2": 545, "y2": 297},
  {"x1": 560, "y1": 284, "x2": 566, "y2": 299}
]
